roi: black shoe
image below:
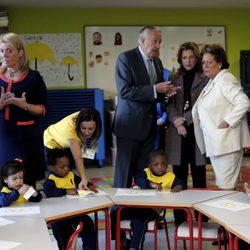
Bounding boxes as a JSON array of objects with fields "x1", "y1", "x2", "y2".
[
  {"x1": 121, "y1": 238, "x2": 130, "y2": 250},
  {"x1": 212, "y1": 239, "x2": 229, "y2": 246}
]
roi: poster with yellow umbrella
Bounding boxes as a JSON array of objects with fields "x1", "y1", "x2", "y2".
[
  {"x1": 60, "y1": 56, "x2": 79, "y2": 81},
  {"x1": 21, "y1": 33, "x2": 83, "y2": 88},
  {"x1": 26, "y1": 41, "x2": 55, "y2": 70}
]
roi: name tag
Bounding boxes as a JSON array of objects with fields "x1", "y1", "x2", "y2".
[{"x1": 82, "y1": 148, "x2": 95, "y2": 159}]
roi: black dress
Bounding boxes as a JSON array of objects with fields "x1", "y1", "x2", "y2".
[{"x1": 0, "y1": 69, "x2": 47, "y2": 186}]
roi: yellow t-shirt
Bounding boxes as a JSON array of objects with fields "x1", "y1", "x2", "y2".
[
  {"x1": 1, "y1": 186, "x2": 28, "y2": 205},
  {"x1": 144, "y1": 168, "x2": 175, "y2": 190},
  {"x1": 44, "y1": 112, "x2": 81, "y2": 149},
  {"x1": 48, "y1": 171, "x2": 76, "y2": 189}
]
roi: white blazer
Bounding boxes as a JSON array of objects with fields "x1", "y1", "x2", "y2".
[{"x1": 192, "y1": 69, "x2": 250, "y2": 157}]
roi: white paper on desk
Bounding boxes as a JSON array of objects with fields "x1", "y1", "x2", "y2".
[
  {"x1": 0, "y1": 206, "x2": 40, "y2": 216},
  {"x1": 115, "y1": 188, "x2": 156, "y2": 196},
  {"x1": 66, "y1": 189, "x2": 108, "y2": 199},
  {"x1": 205, "y1": 199, "x2": 250, "y2": 211},
  {"x1": 0, "y1": 217, "x2": 14, "y2": 227},
  {"x1": 0, "y1": 240, "x2": 21, "y2": 249}
]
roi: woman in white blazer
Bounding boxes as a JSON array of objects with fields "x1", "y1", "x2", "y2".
[{"x1": 192, "y1": 44, "x2": 250, "y2": 189}]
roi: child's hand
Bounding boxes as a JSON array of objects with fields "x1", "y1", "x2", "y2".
[
  {"x1": 18, "y1": 185, "x2": 30, "y2": 195},
  {"x1": 66, "y1": 188, "x2": 77, "y2": 195},
  {"x1": 150, "y1": 181, "x2": 163, "y2": 191},
  {"x1": 170, "y1": 185, "x2": 182, "y2": 193}
]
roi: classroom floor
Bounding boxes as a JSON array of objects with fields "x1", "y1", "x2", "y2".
[{"x1": 70, "y1": 156, "x2": 250, "y2": 250}]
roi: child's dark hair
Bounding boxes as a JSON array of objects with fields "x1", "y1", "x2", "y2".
[
  {"x1": 47, "y1": 148, "x2": 69, "y2": 166},
  {"x1": 148, "y1": 150, "x2": 168, "y2": 164},
  {"x1": 1, "y1": 160, "x2": 25, "y2": 187}
]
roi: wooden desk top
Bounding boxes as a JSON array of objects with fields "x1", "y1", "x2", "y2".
[
  {"x1": 194, "y1": 192, "x2": 250, "y2": 226},
  {"x1": 13, "y1": 195, "x2": 113, "y2": 221},
  {"x1": 0, "y1": 217, "x2": 56, "y2": 250},
  {"x1": 225, "y1": 224, "x2": 250, "y2": 245},
  {"x1": 103, "y1": 188, "x2": 236, "y2": 208}
]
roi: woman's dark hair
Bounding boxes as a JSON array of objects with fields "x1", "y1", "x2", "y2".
[
  {"x1": 47, "y1": 148, "x2": 69, "y2": 166},
  {"x1": 201, "y1": 44, "x2": 230, "y2": 69},
  {"x1": 75, "y1": 108, "x2": 102, "y2": 149},
  {"x1": 176, "y1": 42, "x2": 202, "y2": 74},
  {"x1": 1, "y1": 160, "x2": 25, "y2": 187},
  {"x1": 148, "y1": 150, "x2": 168, "y2": 164}
]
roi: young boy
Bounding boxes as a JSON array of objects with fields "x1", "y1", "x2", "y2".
[
  {"x1": 136, "y1": 149, "x2": 184, "y2": 191},
  {"x1": 111, "y1": 149, "x2": 185, "y2": 250},
  {"x1": 43, "y1": 148, "x2": 96, "y2": 250}
]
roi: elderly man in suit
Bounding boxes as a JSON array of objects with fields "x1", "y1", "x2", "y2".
[{"x1": 113, "y1": 26, "x2": 177, "y2": 188}]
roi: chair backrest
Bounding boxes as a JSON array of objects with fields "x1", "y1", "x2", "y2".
[{"x1": 67, "y1": 222, "x2": 83, "y2": 250}]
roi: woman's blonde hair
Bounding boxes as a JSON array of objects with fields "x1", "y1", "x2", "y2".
[{"x1": 0, "y1": 32, "x2": 29, "y2": 74}]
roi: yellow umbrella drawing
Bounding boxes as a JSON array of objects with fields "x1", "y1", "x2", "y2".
[
  {"x1": 26, "y1": 41, "x2": 55, "y2": 70},
  {"x1": 60, "y1": 56, "x2": 78, "y2": 81}
]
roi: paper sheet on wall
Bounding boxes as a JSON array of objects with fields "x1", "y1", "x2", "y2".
[
  {"x1": 0, "y1": 240, "x2": 21, "y2": 250},
  {"x1": 115, "y1": 188, "x2": 156, "y2": 196},
  {"x1": 0, "y1": 217, "x2": 14, "y2": 227},
  {"x1": 205, "y1": 199, "x2": 250, "y2": 211},
  {"x1": 0, "y1": 206, "x2": 40, "y2": 216}
]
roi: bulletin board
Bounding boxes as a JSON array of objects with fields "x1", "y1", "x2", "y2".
[
  {"x1": 21, "y1": 33, "x2": 83, "y2": 88},
  {"x1": 84, "y1": 26, "x2": 226, "y2": 99}
]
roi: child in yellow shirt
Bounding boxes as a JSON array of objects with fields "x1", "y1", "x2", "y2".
[{"x1": 0, "y1": 159, "x2": 42, "y2": 207}]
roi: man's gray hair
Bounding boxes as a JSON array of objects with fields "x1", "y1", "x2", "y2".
[{"x1": 138, "y1": 26, "x2": 161, "y2": 45}]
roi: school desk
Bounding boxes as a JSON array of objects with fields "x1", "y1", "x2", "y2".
[
  {"x1": 103, "y1": 188, "x2": 236, "y2": 250},
  {"x1": 194, "y1": 192, "x2": 250, "y2": 250},
  {"x1": 3, "y1": 195, "x2": 113, "y2": 250},
  {"x1": 0, "y1": 216, "x2": 56, "y2": 250}
]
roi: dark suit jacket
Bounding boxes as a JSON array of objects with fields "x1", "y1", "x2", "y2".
[
  {"x1": 165, "y1": 71, "x2": 208, "y2": 165},
  {"x1": 113, "y1": 47, "x2": 164, "y2": 141}
]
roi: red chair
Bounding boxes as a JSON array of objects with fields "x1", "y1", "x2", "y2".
[
  {"x1": 120, "y1": 209, "x2": 171, "y2": 250},
  {"x1": 67, "y1": 222, "x2": 84, "y2": 250},
  {"x1": 174, "y1": 188, "x2": 227, "y2": 250}
]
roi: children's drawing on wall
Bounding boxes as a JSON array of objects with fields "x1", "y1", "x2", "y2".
[
  {"x1": 60, "y1": 56, "x2": 79, "y2": 81},
  {"x1": 26, "y1": 41, "x2": 55, "y2": 70},
  {"x1": 114, "y1": 32, "x2": 122, "y2": 45},
  {"x1": 93, "y1": 32, "x2": 103, "y2": 45},
  {"x1": 85, "y1": 26, "x2": 225, "y2": 99},
  {"x1": 22, "y1": 33, "x2": 83, "y2": 87}
]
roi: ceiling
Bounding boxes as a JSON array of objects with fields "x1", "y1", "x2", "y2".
[{"x1": 1, "y1": 0, "x2": 250, "y2": 8}]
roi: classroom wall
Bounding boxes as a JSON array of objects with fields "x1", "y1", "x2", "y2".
[{"x1": 1, "y1": 7, "x2": 250, "y2": 86}]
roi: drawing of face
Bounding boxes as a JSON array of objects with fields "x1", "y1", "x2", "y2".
[{"x1": 93, "y1": 32, "x2": 102, "y2": 45}]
